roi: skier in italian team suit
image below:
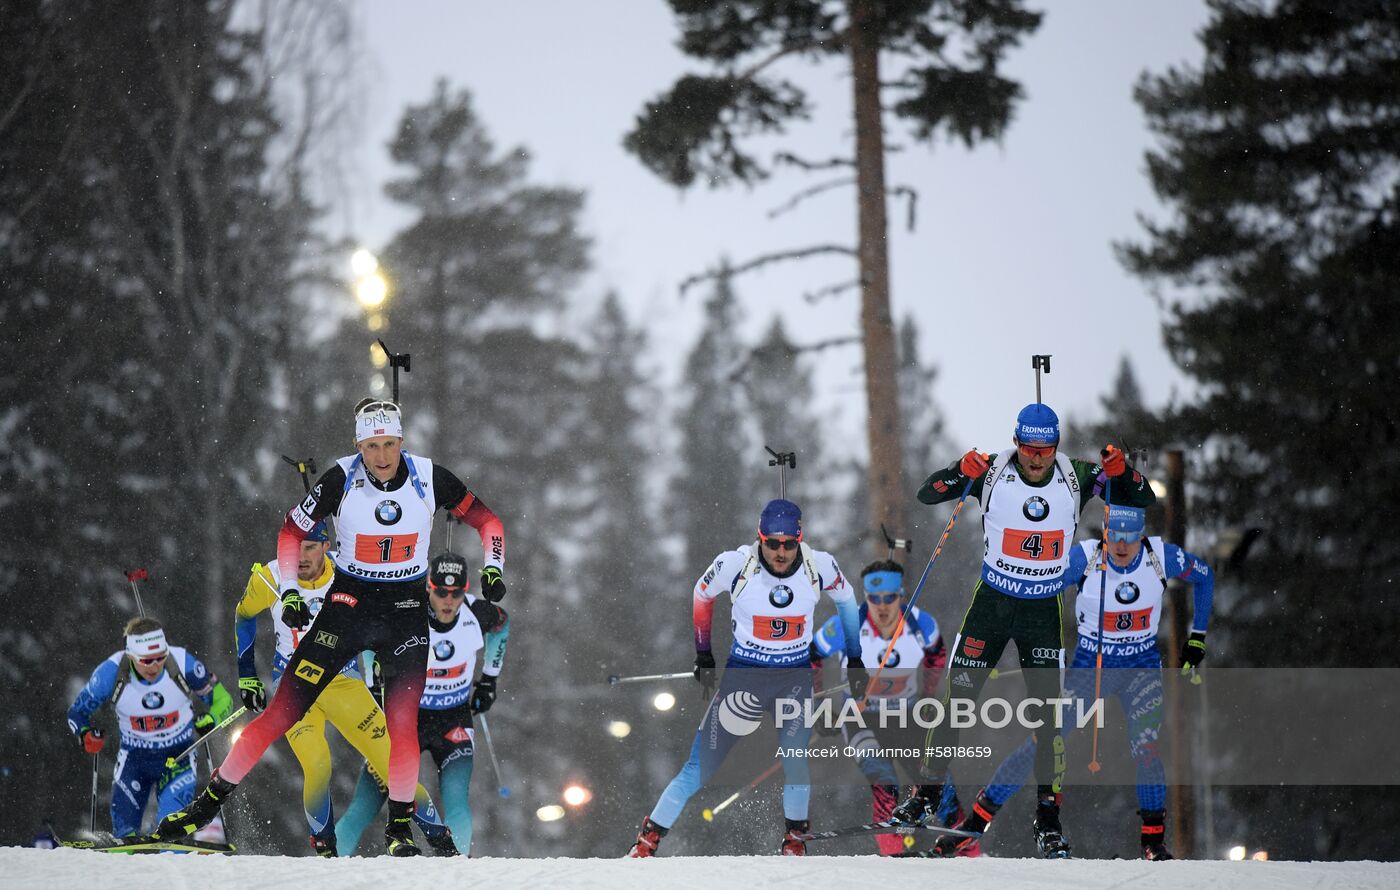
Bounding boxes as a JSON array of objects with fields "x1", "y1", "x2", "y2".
[
  {"x1": 892, "y1": 402, "x2": 1154, "y2": 858},
  {"x1": 152, "y1": 398, "x2": 507, "y2": 856}
]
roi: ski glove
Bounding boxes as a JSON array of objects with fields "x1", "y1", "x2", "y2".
[
  {"x1": 239, "y1": 676, "x2": 267, "y2": 712},
  {"x1": 280, "y1": 589, "x2": 312, "y2": 630},
  {"x1": 470, "y1": 675, "x2": 497, "y2": 714},
  {"x1": 194, "y1": 713, "x2": 217, "y2": 737},
  {"x1": 959, "y1": 449, "x2": 990, "y2": 478},
  {"x1": 694, "y1": 650, "x2": 717, "y2": 701},
  {"x1": 81, "y1": 728, "x2": 105, "y2": 754},
  {"x1": 469, "y1": 598, "x2": 507, "y2": 634},
  {"x1": 1180, "y1": 631, "x2": 1207, "y2": 671},
  {"x1": 890, "y1": 785, "x2": 939, "y2": 826},
  {"x1": 479, "y1": 566, "x2": 506, "y2": 602},
  {"x1": 1101, "y1": 444, "x2": 1126, "y2": 477},
  {"x1": 846, "y1": 655, "x2": 870, "y2": 703}
]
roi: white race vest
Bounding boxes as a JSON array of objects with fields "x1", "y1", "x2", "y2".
[
  {"x1": 853, "y1": 607, "x2": 935, "y2": 703},
  {"x1": 114, "y1": 647, "x2": 197, "y2": 750},
  {"x1": 1074, "y1": 536, "x2": 1169, "y2": 657},
  {"x1": 332, "y1": 453, "x2": 436, "y2": 582},
  {"x1": 978, "y1": 449, "x2": 1080, "y2": 598},
  {"x1": 421, "y1": 607, "x2": 485, "y2": 711},
  {"x1": 726, "y1": 543, "x2": 835, "y2": 666}
]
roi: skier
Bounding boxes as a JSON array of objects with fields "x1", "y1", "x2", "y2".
[
  {"x1": 336, "y1": 551, "x2": 509, "y2": 856},
  {"x1": 67, "y1": 617, "x2": 234, "y2": 838},
  {"x1": 809, "y1": 559, "x2": 973, "y2": 856},
  {"x1": 233, "y1": 520, "x2": 453, "y2": 856},
  {"x1": 626, "y1": 498, "x2": 865, "y2": 857},
  {"x1": 891, "y1": 403, "x2": 1155, "y2": 858},
  {"x1": 935, "y1": 504, "x2": 1213, "y2": 859},
  {"x1": 152, "y1": 398, "x2": 507, "y2": 856}
]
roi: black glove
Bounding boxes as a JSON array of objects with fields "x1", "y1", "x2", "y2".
[
  {"x1": 238, "y1": 676, "x2": 267, "y2": 712},
  {"x1": 280, "y1": 589, "x2": 311, "y2": 630},
  {"x1": 479, "y1": 566, "x2": 506, "y2": 602},
  {"x1": 469, "y1": 598, "x2": 506, "y2": 634},
  {"x1": 694, "y1": 650, "x2": 717, "y2": 701},
  {"x1": 470, "y1": 675, "x2": 497, "y2": 713},
  {"x1": 846, "y1": 654, "x2": 870, "y2": 702},
  {"x1": 1180, "y1": 631, "x2": 1207, "y2": 671},
  {"x1": 890, "y1": 785, "x2": 939, "y2": 826},
  {"x1": 194, "y1": 713, "x2": 216, "y2": 737}
]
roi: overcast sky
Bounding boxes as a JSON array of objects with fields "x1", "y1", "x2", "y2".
[{"x1": 341, "y1": 0, "x2": 1210, "y2": 459}]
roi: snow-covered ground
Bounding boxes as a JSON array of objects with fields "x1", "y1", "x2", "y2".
[{"x1": 6, "y1": 848, "x2": 1398, "y2": 889}]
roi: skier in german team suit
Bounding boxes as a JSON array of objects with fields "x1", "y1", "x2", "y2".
[
  {"x1": 936, "y1": 504, "x2": 1214, "y2": 860},
  {"x1": 891, "y1": 403, "x2": 1155, "y2": 858},
  {"x1": 152, "y1": 399, "x2": 507, "y2": 857}
]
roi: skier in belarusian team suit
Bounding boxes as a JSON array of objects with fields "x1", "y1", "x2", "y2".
[
  {"x1": 891, "y1": 403, "x2": 1155, "y2": 858},
  {"x1": 152, "y1": 399, "x2": 507, "y2": 856},
  {"x1": 336, "y1": 551, "x2": 510, "y2": 856},
  {"x1": 67, "y1": 617, "x2": 234, "y2": 838},
  {"x1": 233, "y1": 519, "x2": 453, "y2": 856},
  {"x1": 936, "y1": 504, "x2": 1214, "y2": 860},
  {"x1": 627, "y1": 499, "x2": 866, "y2": 857}
]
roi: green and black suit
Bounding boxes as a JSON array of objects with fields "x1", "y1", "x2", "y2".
[{"x1": 915, "y1": 449, "x2": 1154, "y2": 797}]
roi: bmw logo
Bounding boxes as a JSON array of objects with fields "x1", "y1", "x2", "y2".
[
  {"x1": 1115, "y1": 581, "x2": 1141, "y2": 604},
  {"x1": 769, "y1": 585, "x2": 795, "y2": 608},
  {"x1": 142, "y1": 691, "x2": 165, "y2": 710},
  {"x1": 375, "y1": 500, "x2": 402, "y2": 525},
  {"x1": 884, "y1": 650, "x2": 901, "y2": 668},
  {"x1": 1022, "y1": 496, "x2": 1050, "y2": 522},
  {"x1": 433, "y1": 640, "x2": 455, "y2": 661}
]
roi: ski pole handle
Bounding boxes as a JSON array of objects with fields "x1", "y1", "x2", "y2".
[{"x1": 606, "y1": 671, "x2": 694, "y2": 685}]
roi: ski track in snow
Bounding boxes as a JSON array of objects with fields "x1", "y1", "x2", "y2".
[{"x1": 7, "y1": 848, "x2": 1397, "y2": 889}]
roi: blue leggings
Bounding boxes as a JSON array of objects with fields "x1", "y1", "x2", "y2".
[
  {"x1": 649, "y1": 663, "x2": 813, "y2": 828},
  {"x1": 983, "y1": 652, "x2": 1166, "y2": 811},
  {"x1": 110, "y1": 746, "x2": 196, "y2": 837}
]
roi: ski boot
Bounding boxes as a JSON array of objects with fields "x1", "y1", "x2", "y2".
[
  {"x1": 309, "y1": 829, "x2": 337, "y2": 858},
  {"x1": 1032, "y1": 792, "x2": 1071, "y2": 859},
  {"x1": 889, "y1": 784, "x2": 941, "y2": 826},
  {"x1": 935, "y1": 790, "x2": 998, "y2": 857},
  {"x1": 626, "y1": 817, "x2": 667, "y2": 858},
  {"x1": 1140, "y1": 810, "x2": 1174, "y2": 861},
  {"x1": 384, "y1": 799, "x2": 422, "y2": 857},
  {"x1": 152, "y1": 770, "x2": 237, "y2": 840},
  {"x1": 425, "y1": 827, "x2": 460, "y2": 857},
  {"x1": 780, "y1": 819, "x2": 809, "y2": 856}
]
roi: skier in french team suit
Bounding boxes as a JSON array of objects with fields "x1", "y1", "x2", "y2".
[
  {"x1": 153, "y1": 398, "x2": 507, "y2": 857},
  {"x1": 934, "y1": 504, "x2": 1214, "y2": 860},
  {"x1": 67, "y1": 617, "x2": 234, "y2": 838},
  {"x1": 809, "y1": 559, "x2": 975, "y2": 856},
  {"x1": 336, "y1": 551, "x2": 510, "y2": 856},
  {"x1": 891, "y1": 403, "x2": 1155, "y2": 858},
  {"x1": 627, "y1": 499, "x2": 866, "y2": 857},
  {"x1": 233, "y1": 520, "x2": 453, "y2": 856}
]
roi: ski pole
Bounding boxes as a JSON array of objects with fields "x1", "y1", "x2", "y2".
[
  {"x1": 280, "y1": 455, "x2": 317, "y2": 493},
  {"x1": 166, "y1": 707, "x2": 247, "y2": 768},
  {"x1": 701, "y1": 760, "x2": 782, "y2": 822},
  {"x1": 606, "y1": 671, "x2": 694, "y2": 685},
  {"x1": 125, "y1": 568, "x2": 149, "y2": 617},
  {"x1": 765, "y1": 446, "x2": 797, "y2": 499},
  {"x1": 860, "y1": 476, "x2": 977, "y2": 709},
  {"x1": 89, "y1": 750, "x2": 100, "y2": 833},
  {"x1": 1088, "y1": 476, "x2": 1111, "y2": 774},
  {"x1": 475, "y1": 714, "x2": 511, "y2": 798},
  {"x1": 376, "y1": 339, "x2": 411, "y2": 404},
  {"x1": 988, "y1": 667, "x2": 1022, "y2": 680}
]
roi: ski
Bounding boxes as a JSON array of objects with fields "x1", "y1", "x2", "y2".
[
  {"x1": 61, "y1": 837, "x2": 235, "y2": 854},
  {"x1": 797, "y1": 819, "x2": 979, "y2": 844}
]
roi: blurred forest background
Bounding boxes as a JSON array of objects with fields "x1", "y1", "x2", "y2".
[{"x1": 1, "y1": 0, "x2": 1396, "y2": 861}]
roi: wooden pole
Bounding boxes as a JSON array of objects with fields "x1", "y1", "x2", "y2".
[{"x1": 1163, "y1": 450, "x2": 1194, "y2": 858}]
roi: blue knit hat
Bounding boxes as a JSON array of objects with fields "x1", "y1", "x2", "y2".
[
  {"x1": 1014, "y1": 403, "x2": 1060, "y2": 446},
  {"x1": 306, "y1": 521, "x2": 330, "y2": 543},
  {"x1": 1106, "y1": 505, "x2": 1146, "y2": 543},
  {"x1": 759, "y1": 499, "x2": 802, "y2": 538}
]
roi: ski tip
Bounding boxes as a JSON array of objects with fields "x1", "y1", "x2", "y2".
[{"x1": 606, "y1": 675, "x2": 620, "y2": 685}]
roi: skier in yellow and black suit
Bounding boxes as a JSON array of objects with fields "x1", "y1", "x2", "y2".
[{"x1": 234, "y1": 520, "x2": 454, "y2": 856}]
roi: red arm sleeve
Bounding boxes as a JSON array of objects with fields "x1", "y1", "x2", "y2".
[
  {"x1": 921, "y1": 638, "x2": 948, "y2": 698},
  {"x1": 450, "y1": 493, "x2": 505, "y2": 570}
]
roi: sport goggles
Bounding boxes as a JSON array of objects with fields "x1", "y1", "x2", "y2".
[
  {"x1": 1017, "y1": 442, "x2": 1056, "y2": 458},
  {"x1": 1107, "y1": 529, "x2": 1143, "y2": 544},
  {"x1": 866, "y1": 592, "x2": 902, "y2": 605},
  {"x1": 760, "y1": 536, "x2": 799, "y2": 552},
  {"x1": 356, "y1": 399, "x2": 400, "y2": 418},
  {"x1": 137, "y1": 653, "x2": 167, "y2": 666},
  {"x1": 429, "y1": 586, "x2": 466, "y2": 600}
]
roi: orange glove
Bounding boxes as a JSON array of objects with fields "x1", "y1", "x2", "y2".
[
  {"x1": 1101, "y1": 445, "x2": 1126, "y2": 477},
  {"x1": 959, "y1": 449, "x2": 990, "y2": 478},
  {"x1": 81, "y1": 728, "x2": 105, "y2": 754}
]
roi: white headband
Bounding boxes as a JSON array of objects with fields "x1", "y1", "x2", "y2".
[
  {"x1": 126, "y1": 628, "x2": 168, "y2": 659},
  {"x1": 356, "y1": 403, "x2": 403, "y2": 443}
]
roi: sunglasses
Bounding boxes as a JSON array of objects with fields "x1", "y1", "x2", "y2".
[
  {"x1": 1017, "y1": 443, "x2": 1056, "y2": 458},
  {"x1": 429, "y1": 586, "x2": 466, "y2": 600},
  {"x1": 357, "y1": 399, "x2": 400, "y2": 418},
  {"x1": 866, "y1": 592, "x2": 902, "y2": 605},
  {"x1": 761, "y1": 537, "x2": 799, "y2": 552},
  {"x1": 1107, "y1": 530, "x2": 1143, "y2": 544},
  {"x1": 137, "y1": 654, "x2": 167, "y2": 666}
]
